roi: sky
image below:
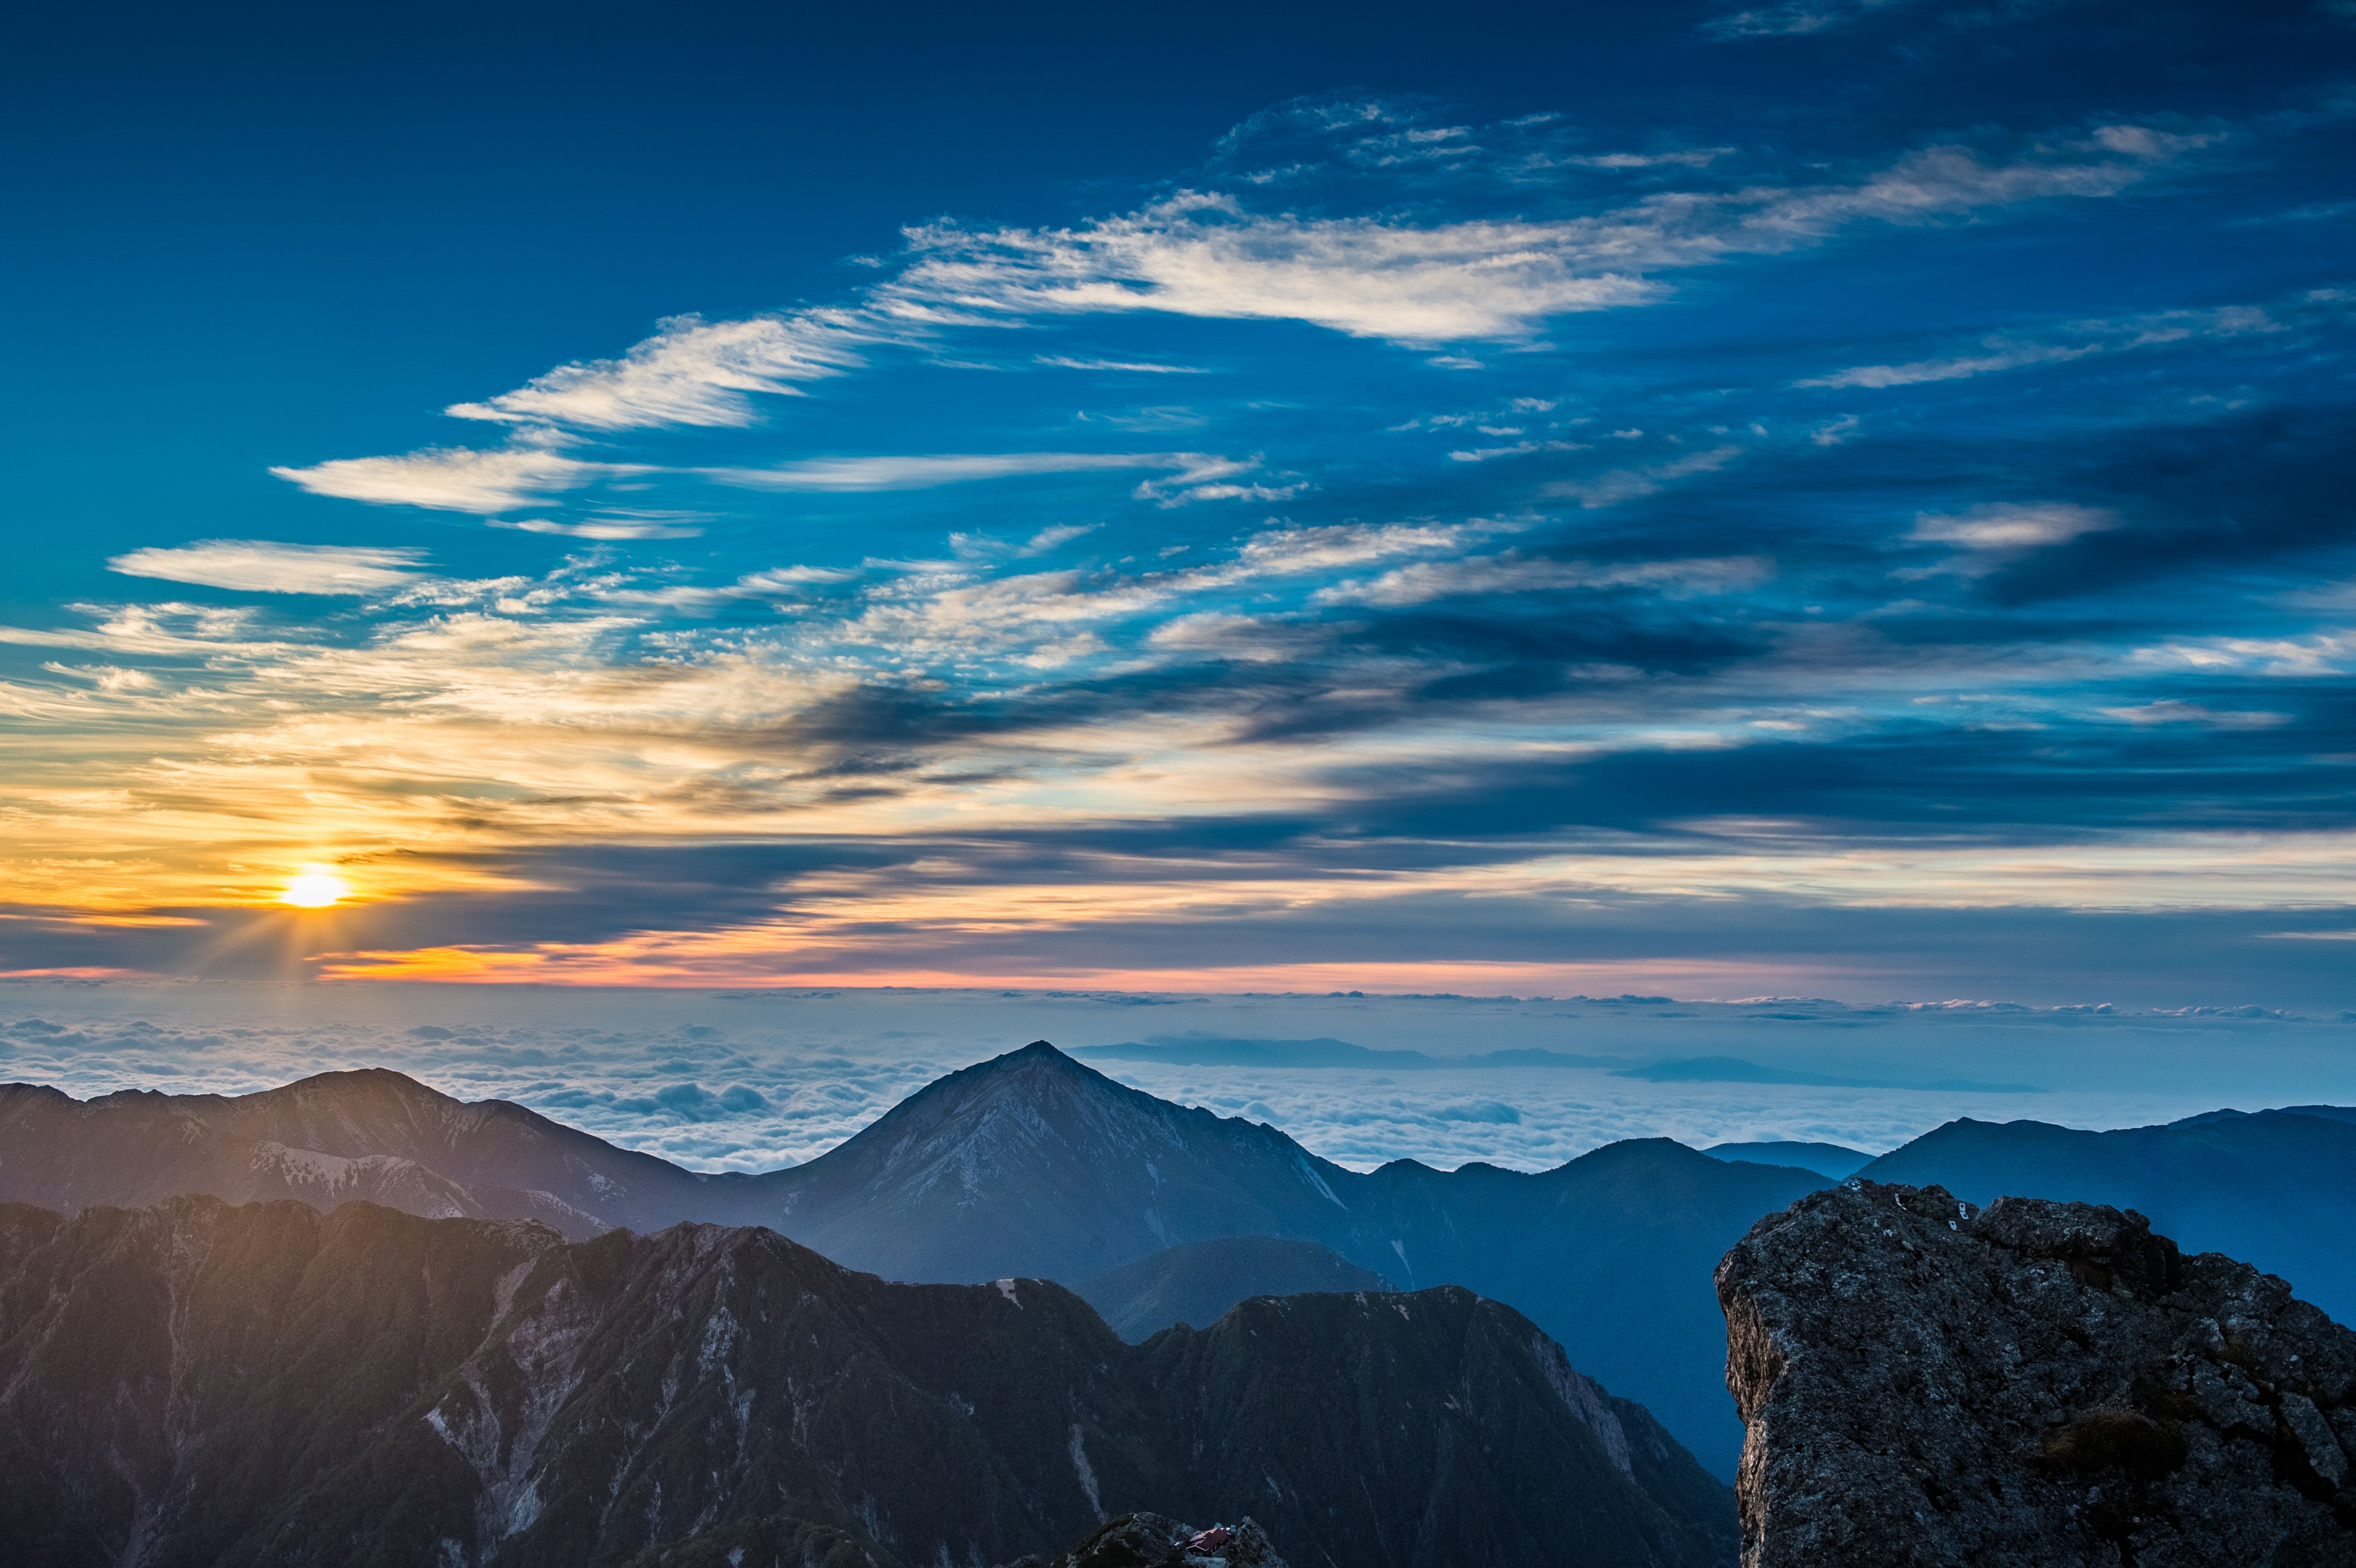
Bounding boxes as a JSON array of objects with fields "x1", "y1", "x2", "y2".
[{"x1": 5, "y1": 0, "x2": 2356, "y2": 1012}]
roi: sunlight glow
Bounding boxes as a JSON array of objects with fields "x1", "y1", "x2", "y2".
[{"x1": 279, "y1": 868, "x2": 351, "y2": 908}]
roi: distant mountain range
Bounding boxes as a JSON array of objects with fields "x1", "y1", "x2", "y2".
[
  {"x1": 5, "y1": 1045, "x2": 2352, "y2": 1485},
  {"x1": 1855, "y1": 1107, "x2": 2356, "y2": 1323},
  {"x1": 1700, "y1": 1141, "x2": 1875, "y2": 1180},
  {"x1": 0, "y1": 1046, "x2": 1821, "y2": 1477},
  {"x1": 0, "y1": 1195, "x2": 1735, "y2": 1568}
]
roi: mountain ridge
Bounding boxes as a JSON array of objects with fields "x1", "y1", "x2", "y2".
[
  {"x1": 0, "y1": 1046, "x2": 1823, "y2": 1478},
  {"x1": 0, "y1": 1194, "x2": 1738, "y2": 1568}
]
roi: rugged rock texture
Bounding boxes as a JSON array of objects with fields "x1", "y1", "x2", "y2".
[
  {"x1": 0, "y1": 1196, "x2": 1737, "y2": 1568},
  {"x1": 1718, "y1": 1180, "x2": 2356, "y2": 1567},
  {"x1": 1075, "y1": 1237, "x2": 1394, "y2": 1342},
  {"x1": 993, "y1": 1511, "x2": 1287, "y2": 1568}
]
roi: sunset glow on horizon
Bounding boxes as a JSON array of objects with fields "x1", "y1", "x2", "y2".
[{"x1": 279, "y1": 869, "x2": 352, "y2": 909}]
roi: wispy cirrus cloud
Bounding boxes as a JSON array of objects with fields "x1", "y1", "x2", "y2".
[
  {"x1": 444, "y1": 312, "x2": 874, "y2": 432},
  {"x1": 107, "y1": 541, "x2": 429, "y2": 595},
  {"x1": 1797, "y1": 295, "x2": 2327, "y2": 389},
  {"x1": 1909, "y1": 502, "x2": 2116, "y2": 555},
  {"x1": 270, "y1": 444, "x2": 634, "y2": 513},
  {"x1": 705, "y1": 451, "x2": 1222, "y2": 492},
  {"x1": 880, "y1": 129, "x2": 2202, "y2": 345},
  {"x1": 1540, "y1": 446, "x2": 1744, "y2": 507},
  {"x1": 1314, "y1": 553, "x2": 1773, "y2": 607},
  {"x1": 1704, "y1": 0, "x2": 2071, "y2": 41}
]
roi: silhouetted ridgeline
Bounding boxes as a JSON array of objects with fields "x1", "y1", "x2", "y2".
[{"x1": 0, "y1": 1197, "x2": 1735, "y2": 1568}]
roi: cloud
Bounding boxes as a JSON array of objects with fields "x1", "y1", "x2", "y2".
[
  {"x1": 494, "y1": 518, "x2": 704, "y2": 541},
  {"x1": 271, "y1": 445, "x2": 627, "y2": 513},
  {"x1": 705, "y1": 451, "x2": 1208, "y2": 492},
  {"x1": 883, "y1": 132, "x2": 2196, "y2": 345},
  {"x1": 890, "y1": 192, "x2": 1664, "y2": 342},
  {"x1": 446, "y1": 313, "x2": 871, "y2": 432},
  {"x1": 2099, "y1": 701, "x2": 2291, "y2": 730},
  {"x1": 106, "y1": 541, "x2": 428, "y2": 595},
  {"x1": 1704, "y1": 0, "x2": 2069, "y2": 40},
  {"x1": 1800, "y1": 342, "x2": 2098, "y2": 388},
  {"x1": 1035, "y1": 356, "x2": 1210, "y2": 373},
  {"x1": 1314, "y1": 554, "x2": 1773, "y2": 607},
  {"x1": 1540, "y1": 446, "x2": 1744, "y2": 507},
  {"x1": 1797, "y1": 298, "x2": 2312, "y2": 389},
  {"x1": 1910, "y1": 502, "x2": 2116, "y2": 551}
]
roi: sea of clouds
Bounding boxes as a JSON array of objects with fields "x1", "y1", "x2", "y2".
[{"x1": 1, "y1": 982, "x2": 2350, "y2": 1172}]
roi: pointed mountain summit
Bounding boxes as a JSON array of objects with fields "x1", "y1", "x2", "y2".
[{"x1": 759, "y1": 1041, "x2": 1366, "y2": 1283}]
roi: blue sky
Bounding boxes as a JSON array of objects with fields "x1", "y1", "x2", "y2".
[{"x1": 4, "y1": 0, "x2": 2356, "y2": 1007}]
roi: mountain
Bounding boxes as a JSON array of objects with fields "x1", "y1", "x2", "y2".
[
  {"x1": 0, "y1": 1068, "x2": 761, "y2": 1238},
  {"x1": 750, "y1": 1047, "x2": 1824, "y2": 1475},
  {"x1": 757, "y1": 1043, "x2": 1370, "y2": 1283},
  {"x1": 1719, "y1": 1182, "x2": 2356, "y2": 1565},
  {"x1": 1699, "y1": 1141, "x2": 1874, "y2": 1180},
  {"x1": 0, "y1": 1042, "x2": 1829, "y2": 1479},
  {"x1": 1858, "y1": 1107, "x2": 2356, "y2": 1326},
  {"x1": 0, "y1": 1196, "x2": 1737, "y2": 1568},
  {"x1": 1075, "y1": 1237, "x2": 1393, "y2": 1341}
]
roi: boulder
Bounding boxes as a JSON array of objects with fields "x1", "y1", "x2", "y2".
[{"x1": 1718, "y1": 1180, "x2": 2356, "y2": 1566}]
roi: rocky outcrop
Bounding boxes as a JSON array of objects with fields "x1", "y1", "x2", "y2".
[
  {"x1": 994, "y1": 1511, "x2": 1287, "y2": 1568},
  {"x1": 0, "y1": 1196, "x2": 1737, "y2": 1568},
  {"x1": 1718, "y1": 1180, "x2": 2356, "y2": 1567}
]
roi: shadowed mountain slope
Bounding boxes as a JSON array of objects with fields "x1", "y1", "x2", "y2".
[
  {"x1": 1075, "y1": 1236, "x2": 1393, "y2": 1341},
  {"x1": 1858, "y1": 1108, "x2": 2356, "y2": 1326},
  {"x1": 0, "y1": 1197, "x2": 1736, "y2": 1568}
]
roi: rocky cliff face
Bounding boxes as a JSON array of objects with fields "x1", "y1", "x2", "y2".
[
  {"x1": 0, "y1": 1196, "x2": 1736, "y2": 1568},
  {"x1": 1717, "y1": 1180, "x2": 2356, "y2": 1567}
]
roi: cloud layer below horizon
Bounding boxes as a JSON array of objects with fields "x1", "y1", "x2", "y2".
[{"x1": 3, "y1": 984, "x2": 2347, "y2": 1173}]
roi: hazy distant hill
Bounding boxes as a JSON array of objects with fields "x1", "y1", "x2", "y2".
[
  {"x1": 0, "y1": 1068, "x2": 756, "y2": 1238},
  {"x1": 1858, "y1": 1107, "x2": 2356, "y2": 1324},
  {"x1": 1700, "y1": 1140, "x2": 1875, "y2": 1180},
  {"x1": 1075, "y1": 1236, "x2": 1393, "y2": 1341},
  {"x1": 0, "y1": 1197, "x2": 1735, "y2": 1568}
]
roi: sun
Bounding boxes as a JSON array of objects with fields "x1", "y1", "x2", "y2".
[{"x1": 279, "y1": 868, "x2": 351, "y2": 908}]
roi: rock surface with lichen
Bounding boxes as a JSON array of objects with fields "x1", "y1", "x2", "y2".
[{"x1": 1718, "y1": 1180, "x2": 2356, "y2": 1567}]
